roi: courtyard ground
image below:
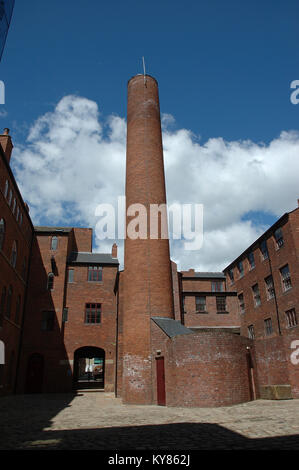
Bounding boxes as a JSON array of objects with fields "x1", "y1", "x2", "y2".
[{"x1": 0, "y1": 392, "x2": 299, "y2": 450}]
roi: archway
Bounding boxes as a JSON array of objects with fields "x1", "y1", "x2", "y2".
[{"x1": 73, "y1": 347, "x2": 105, "y2": 390}]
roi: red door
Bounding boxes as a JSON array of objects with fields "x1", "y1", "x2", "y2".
[
  {"x1": 156, "y1": 357, "x2": 166, "y2": 406},
  {"x1": 246, "y1": 350, "x2": 255, "y2": 401}
]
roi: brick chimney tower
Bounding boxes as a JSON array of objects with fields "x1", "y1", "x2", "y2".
[
  {"x1": 122, "y1": 74, "x2": 174, "y2": 404},
  {"x1": 0, "y1": 128, "x2": 13, "y2": 164}
]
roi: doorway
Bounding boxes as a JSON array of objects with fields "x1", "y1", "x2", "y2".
[
  {"x1": 156, "y1": 356, "x2": 166, "y2": 406},
  {"x1": 25, "y1": 353, "x2": 44, "y2": 393},
  {"x1": 74, "y1": 347, "x2": 105, "y2": 390}
]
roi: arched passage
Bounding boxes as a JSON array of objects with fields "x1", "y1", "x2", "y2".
[{"x1": 73, "y1": 347, "x2": 105, "y2": 390}]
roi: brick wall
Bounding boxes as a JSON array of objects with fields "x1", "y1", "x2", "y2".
[
  {"x1": 0, "y1": 147, "x2": 33, "y2": 395},
  {"x1": 225, "y1": 211, "x2": 299, "y2": 341},
  {"x1": 18, "y1": 229, "x2": 118, "y2": 393},
  {"x1": 122, "y1": 74, "x2": 174, "y2": 404},
  {"x1": 165, "y1": 331, "x2": 255, "y2": 407},
  {"x1": 65, "y1": 263, "x2": 118, "y2": 392}
]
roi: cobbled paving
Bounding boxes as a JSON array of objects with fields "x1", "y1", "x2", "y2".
[{"x1": 0, "y1": 392, "x2": 299, "y2": 450}]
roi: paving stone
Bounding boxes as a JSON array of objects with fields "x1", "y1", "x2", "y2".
[{"x1": 0, "y1": 393, "x2": 299, "y2": 450}]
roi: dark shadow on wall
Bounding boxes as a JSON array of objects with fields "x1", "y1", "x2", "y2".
[{"x1": 16, "y1": 235, "x2": 72, "y2": 395}]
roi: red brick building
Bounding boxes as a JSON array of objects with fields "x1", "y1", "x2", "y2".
[
  {"x1": 224, "y1": 204, "x2": 299, "y2": 399},
  {"x1": 0, "y1": 74, "x2": 298, "y2": 406},
  {"x1": 176, "y1": 267, "x2": 239, "y2": 331},
  {"x1": 16, "y1": 227, "x2": 119, "y2": 394},
  {"x1": 0, "y1": 129, "x2": 34, "y2": 396}
]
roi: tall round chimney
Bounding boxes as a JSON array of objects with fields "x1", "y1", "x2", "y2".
[{"x1": 122, "y1": 74, "x2": 174, "y2": 404}]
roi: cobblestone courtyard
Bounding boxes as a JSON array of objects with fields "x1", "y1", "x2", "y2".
[{"x1": 0, "y1": 392, "x2": 299, "y2": 450}]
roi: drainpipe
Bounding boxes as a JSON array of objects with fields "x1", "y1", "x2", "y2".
[
  {"x1": 268, "y1": 250, "x2": 282, "y2": 336},
  {"x1": 14, "y1": 231, "x2": 34, "y2": 394}
]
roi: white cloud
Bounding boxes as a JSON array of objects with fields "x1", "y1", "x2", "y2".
[{"x1": 12, "y1": 95, "x2": 299, "y2": 271}]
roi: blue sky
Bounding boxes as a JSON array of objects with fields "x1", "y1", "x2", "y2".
[
  {"x1": 2, "y1": 0, "x2": 299, "y2": 143},
  {"x1": 1, "y1": 0, "x2": 299, "y2": 270}
]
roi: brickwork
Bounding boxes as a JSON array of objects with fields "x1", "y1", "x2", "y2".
[
  {"x1": 224, "y1": 206, "x2": 299, "y2": 399},
  {"x1": 0, "y1": 75, "x2": 298, "y2": 408},
  {"x1": 166, "y1": 331, "x2": 256, "y2": 407},
  {"x1": 0, "y1": 138, "x2": 33, "y2": 396},
  {"x1": 225, "y1": 210, "x2": 299, "y2": 340},
  {"x1": 179, "y1": 271, "x2": 240, "y2": 329},
  {"x1": 115, "y1": 270, "x2": 124, "y2": 397},
  {"x1": 122, "y1": 74, "x2": 174, "y2": 404},
  {"x1": 64, "y1": 262, "x2": 118, "y2": 392},
  {"x1": 171, "y1": 261, "x2": 182, "y2": 322},
  {"x1": 17, "y1": 228, "x2": 119, "y2": 393}
]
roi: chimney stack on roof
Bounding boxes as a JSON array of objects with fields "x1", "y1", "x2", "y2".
[
  {"x1": 0, "y1": 128, "x2": 13, "y2": 164},
  {"x1": 112, "y1": 243, "x2": 118, "y2": 258}
]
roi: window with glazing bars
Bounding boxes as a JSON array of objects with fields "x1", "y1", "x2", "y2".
[
  {"x1": 238, "y1": 293, "x2": 245, "y2": 313},
  {"x1": 286, "y1": 308, "x2": 297, "y2": 328},
  {"x1": 195, "y1": 296, "x2": 206, "y2": 313},
  {"x1": 265, "y1": 275, "x2": 275, "y2": 300},
  {"x1": 264, "y1": 318, "x2": 273, "y2": 336},
  {"x1": 85, "y1": 303, "x2": 101, "y2": 323},
  {"x1": 216, "y1": 296, "x2": 226, "y2": 312},
  {"x1": 248, "y1": 252, "x2": 255, "y2": 269},
  {"x1": 228, "y1": 269, "x2": 234, "y2": 284},
  {"x1": 280, "y1": 265, "x2": 292, "y2": 292},
  {"x1": 252, "y1": 284, "x2": 261, "y2": 307},
  {"x1": 211, "y1": 281, "x2": 224, "y2": 292},
  {"x1": 248, "y1": 325, "x2": 255, "y2": 339},
  {"x1": 88, "y1": 266, "x2": 103, "y2": 282},
  {"x1": 274, "y1": 227, "x2": 284, "y2": 248},
  {"x1": 237, "y1": 261, "x2": 244, "y2": 277},
  {"x1": 260, "y1": 240, "x2": 269, "y2": 260}
]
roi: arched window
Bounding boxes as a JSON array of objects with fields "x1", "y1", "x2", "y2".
[
  {"x1": 12, "y1": 198, "x2": 16, "y2": 215},
  {"x1": 4, "y1": 180, "x2": 8, "y2": 198},
  {"x1": 15, "y1": 295, "x2": 21, "y2": 324},
  {"x1": 10, "y1": 241, "x2": 17, "y2": 268},
  {"x1": 47, "y1": 273, "x2": 54, "y2": 291},
  {"x1": 0, "y1": 286, "x2": 6, "y2": 327},
  {"x1": 0, "y1": 218, "x2": 5, "y2": 250},
  {"x1": 51, "y1": 236, "x2": 58, "y2": 250},
  {"x1": 6, "y1": 285, "x2": 12, "y2": 319}
]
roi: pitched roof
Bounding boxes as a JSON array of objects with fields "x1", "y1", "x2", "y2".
[
  {"x1": 151, "y1": 317, "x2": 194, "y2": 338},
  {"x1": 182, "y1": 272, "x2": 226, "y2": 279},
  {"x1": 67, "y1": 251, "x2": 119, "y2": 265},
  {"x1": 35, "y1": 226, "x2": 73, "y2": 233}
]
